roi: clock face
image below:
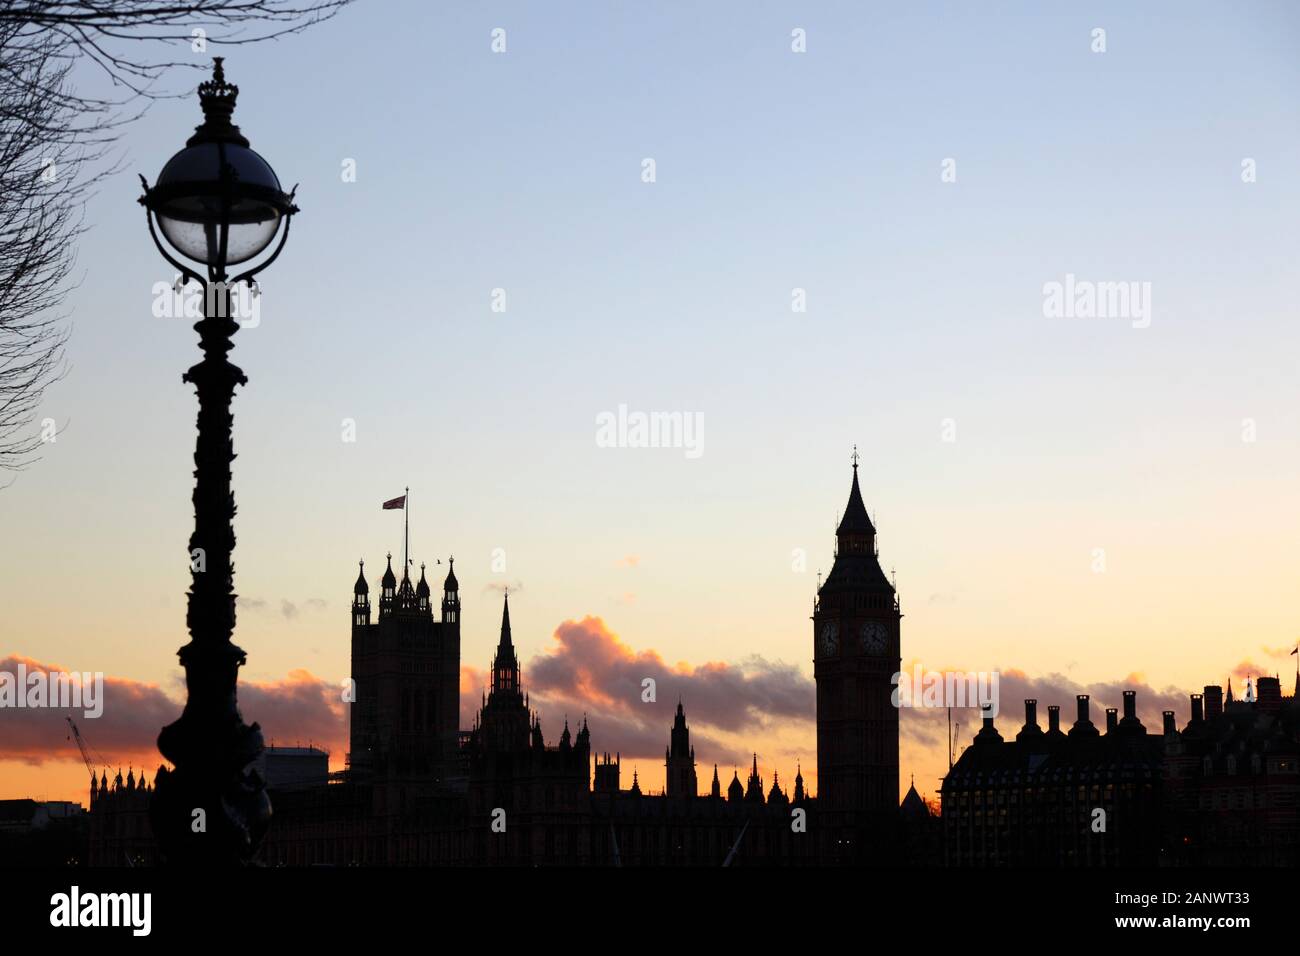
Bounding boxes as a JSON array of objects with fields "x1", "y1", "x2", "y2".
[
  {"x1": 860, "y1": 621, "x2": 888, "y2": 655},
  {"x1": 818, "y1": 621, "x2": 840, "y2": 657}
]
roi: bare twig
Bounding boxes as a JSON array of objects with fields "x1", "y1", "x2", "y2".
[{"x1": 0, "y1": 0, "x2": 352, "y2": 475}]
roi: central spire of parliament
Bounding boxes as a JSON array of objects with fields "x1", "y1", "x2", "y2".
[{"x1": 492, "y1": 591, "x2": 520, "y2": 697}]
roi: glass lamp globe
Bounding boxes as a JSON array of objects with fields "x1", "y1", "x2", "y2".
[
  {"x1": 144, "y1": 58, "x2": 295, "y2": 268},
  {"x1": 152, "y1": 141, "x2": 286, "y2": 265}
]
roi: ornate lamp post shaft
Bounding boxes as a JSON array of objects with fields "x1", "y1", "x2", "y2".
[
  {"x1": 140, "y1": 59, "x2": 298, "y2": 865},
  {"x1": 186, "y1": 286, "x2": 244, "y2": 652},
  {"x1": 153, "y1": 295, "x2": 263, "y2": 864}
]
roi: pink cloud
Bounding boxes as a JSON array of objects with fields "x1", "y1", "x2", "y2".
[
  {"x1": 0, "y1": 654, "x2": 346, "y2": 768},
  {"x1": 521, "y1": 616, "x2": 814, "y2": 768}
]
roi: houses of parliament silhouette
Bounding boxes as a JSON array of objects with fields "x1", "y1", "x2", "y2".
[{"x1": 86, "y1": 460, "x2": 1299, "y2": 866}]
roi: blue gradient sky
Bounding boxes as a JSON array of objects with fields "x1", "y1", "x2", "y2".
[{"x1": 4, "y1": 2, "x2": 1299, "y2": 798}]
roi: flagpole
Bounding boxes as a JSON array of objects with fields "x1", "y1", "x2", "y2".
[
  {"x1": 404, "y1": 485, "x2": 410, "y2": 577},
  {"x1": 947, "y1": 707, "x2": 952, "y2": 771}
]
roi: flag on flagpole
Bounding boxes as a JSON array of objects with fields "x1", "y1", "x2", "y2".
[{"x1": 385, "y1": 489, "x2": 411, "y2": 574}]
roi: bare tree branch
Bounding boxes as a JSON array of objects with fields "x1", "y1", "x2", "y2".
[{"x1": 0, "y1": 0, "x2": 352, "y2": 477}]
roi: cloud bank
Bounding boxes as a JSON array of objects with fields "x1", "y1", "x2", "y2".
[{"x1": 0, "y1": 654, "x2": 346, "y2": 769}]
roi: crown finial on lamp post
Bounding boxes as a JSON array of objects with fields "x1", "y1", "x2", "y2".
[{"x1": 190, "y1": 56, "x2": 246, "y2": 147}]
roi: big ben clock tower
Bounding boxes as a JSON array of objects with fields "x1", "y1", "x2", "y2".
[{"x1": 813, "y1": 450, "x2": 900, "y2": 830}]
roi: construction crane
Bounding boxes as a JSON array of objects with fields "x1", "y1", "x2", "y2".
[{"x1": 66, "y1": 716, "x2": 111, "y2": 780}]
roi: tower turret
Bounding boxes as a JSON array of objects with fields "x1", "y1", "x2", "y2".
[
  {"x1": 899, "y1": 777, "x2": 930, "y2": 820},
  {"x1": 353, "y1": 559, "x2": 371, "y2": 626},
  {"x1": 594, "y1": 751, "x2": 621, "y2": 793},
  {"x1": 379, "y1": 553, "x2": 397, "y2": 616},
  {"x1": 415, "y1": 562, "x2": 431, "y2": 612},
  {"x1": 745, "y1": 754, "x2": 765, "y2": 803},
  {"x1": 442, "y1": 557, "x2": 460, "y2": 624},
  {"x1": 665, "y1": 698, "x2": 698, "y2": 798},
  {"x1": 397, "y1": 559, "x2": 415, "y2": 610},
  {"x1": 768, "y1": 770, "x2": 788, "y2": 806},
  {"x1": 727, "y1": 769, "x2": 744, "y2": 802}
]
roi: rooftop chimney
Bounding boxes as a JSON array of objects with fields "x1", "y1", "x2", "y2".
[
  {"x1": 1105, "y1": 708, "x2": 1118, "y2": 733},
  {"x1": 1203, "y1": 685, "x2": 1223, "y2": 721},
  {"x1": 1118, "y1": 689, "x2": 1145, "y2": 733},
  {"x1": 1190, "y1": 693, "x2": 1203, "y2": 723},
  {"x1": 1256, "y1": 676, "x2": 1282, "y2": 715},
  {"x1": 1047, "y1": 704, "x2": 1061, "y2": 735},
  {"x1": 1070, "y1": 695, "x2": 1099, "y2": 737},
  {"x1": 1162, "y1": 711, "x2": 1176, "y2": 735},
  {"x1": 974, "y1": 705, "x2": 1003, "y2": 745},
  {"x1": 1016, "y1": 698, "x2": 1045, "y2": 744}
]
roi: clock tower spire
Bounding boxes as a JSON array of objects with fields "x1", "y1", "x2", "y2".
[
  {"x1": 813, "y1": 450, "x2": 901, "y2": 847},
  {"x1": 837, "y1": 445, "x2": 877, "y2": 556}
]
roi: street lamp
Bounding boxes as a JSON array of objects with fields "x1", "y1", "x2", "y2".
[{"x1": 139, "y1": 57, "x2": 298, "y2": 865}]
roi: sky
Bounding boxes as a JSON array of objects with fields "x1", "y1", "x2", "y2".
[{"x1": 2, "y1": 1, "x2": 1300, "y2": 805}]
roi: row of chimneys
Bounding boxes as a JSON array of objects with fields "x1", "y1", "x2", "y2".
[
  {"x1": 983, "y1": 676, "x2": 1286, "y2": 740},
  {"x1": 996, "y1": 691, "x2": 1144, "y2": 737}
]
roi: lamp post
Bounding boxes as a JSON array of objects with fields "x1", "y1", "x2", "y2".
[{"x1": 139, "y1": 57, "x2": 298, "y2": 865}]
